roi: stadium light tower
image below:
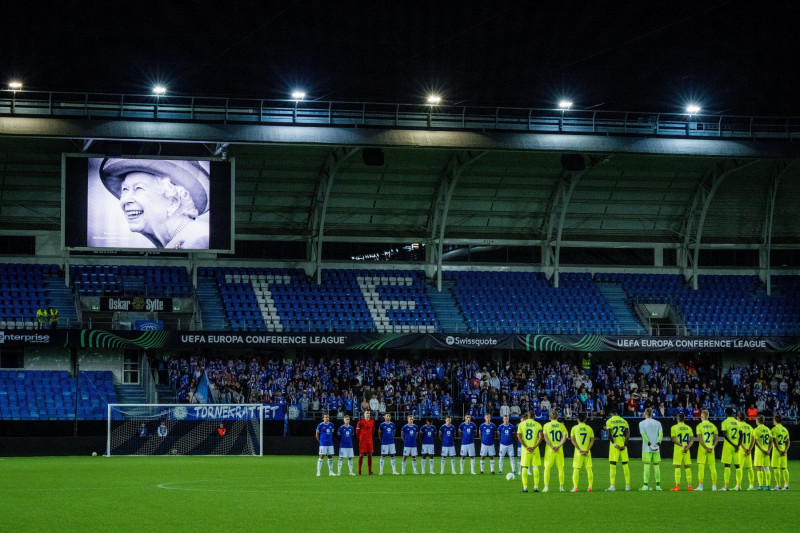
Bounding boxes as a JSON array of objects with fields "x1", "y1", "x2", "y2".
[
  {"x1": 8, "y1": 81, "x2": 22, "y2": 90},
  {"x1": 685, "y1": 104, "x2": 701, "y2": 115},
  {"x1": 152, "y1": 85, "x2": 167, "y2": 96}
]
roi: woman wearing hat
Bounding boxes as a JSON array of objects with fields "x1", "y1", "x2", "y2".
[{"x1": 99, "y1": 158, "x2": 210, "y2": 249}]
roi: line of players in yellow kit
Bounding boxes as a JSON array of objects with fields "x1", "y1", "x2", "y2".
[{"x1": 515, "y1": 406, "x2": 791, "y2": 492}]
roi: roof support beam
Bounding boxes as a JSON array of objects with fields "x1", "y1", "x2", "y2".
[
  {"x1": 761, "y1": 160, "x2": 791, "y2": 295},
  {"x1": 307, "y1": 146, "x2": 361, "y2": 283},
  {"x1": 428, "y1": 150, "x2": 488, "y2": 291},
  {"x1": 213, "y1": 142, "x2": 229, "y2": 156},
  {"x1": 541, "y1": 166, "x2": 587, "y2": 288},
  {"x1": 81, "y1": 139, "x2": 94, "y2": 152},
  {"x1": 681, "y1": 159, "x2": 761, "y2": 289}
]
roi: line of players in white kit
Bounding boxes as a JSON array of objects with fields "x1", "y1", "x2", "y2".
[{"x1": 316, "y1": 412, "x2": 517, "y2": 476}]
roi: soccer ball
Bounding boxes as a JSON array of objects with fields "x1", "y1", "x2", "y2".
[
  {"x1": 506, "y1": 472, "x2": 516, "y2": 481},
  {"x1": 91, "y1": 452, "x2": 97, "y2": 457}
]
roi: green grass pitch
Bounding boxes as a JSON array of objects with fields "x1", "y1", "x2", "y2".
[{"x1": 2, "y1": 456, "x2": 799, "y2": 532}]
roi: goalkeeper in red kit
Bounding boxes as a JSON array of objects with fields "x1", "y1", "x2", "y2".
[{"x1": 356, "y1": 409, "x2": 376, "y2": 475}]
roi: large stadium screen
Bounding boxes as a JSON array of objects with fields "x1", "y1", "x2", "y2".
[{"x1": 62, "y1": 155, "x2": 234, "y2": 253}]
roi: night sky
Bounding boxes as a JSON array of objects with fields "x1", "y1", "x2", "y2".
[{"x1": 4, "y1": 1, "x2": 799, "y2": 116}]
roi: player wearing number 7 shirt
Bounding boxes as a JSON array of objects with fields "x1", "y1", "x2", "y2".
[
  {"x1": 604, "y1": 408, "x2": 630, "y2": 491},
  {"x1": 542, "y1": 410, "x2": 567, "y2": 492},
  {"x1": 569, "y1": 412, "x2": 595, "y2": 492}
]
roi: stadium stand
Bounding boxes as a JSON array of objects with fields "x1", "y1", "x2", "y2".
[
  {"x1": 447, "y1": 271, "x2": 621, "y2": 335},
  {"x1": 198, "y1": 266, "x2": 439, "y2": 333},
  {"x1": 0, "y1": 370, "x2": 116, "y2": 420},
  {"x1": 0, "y1": 263, "x2": 77, "y2": 329},
  {"x1": 163, "y1": 354, "x2": 800, "y2": 423},
  {"x1": 71, "y1": 265, "x2": 192, "y2": 298}
]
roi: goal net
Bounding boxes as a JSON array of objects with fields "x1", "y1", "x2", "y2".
[{"x1": 107, "y1": 404, "x2": 263, "y2": 456}]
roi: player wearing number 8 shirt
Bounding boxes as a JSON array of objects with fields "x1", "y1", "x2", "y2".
[
  {"x1": 542, "y1": 410, "x2": 568, "y2": 492},
  {"x1": 569, "y1": 412, "x2": 595, "y2": 492},
  {"x1": 604, "y1": 408, "x2": 630, "y2": 491},
  {"x1": 695, "y1": 410, "x2": 718, "y2": 491},
  {"x1": 669, "y1": 412, "x2": 694, "y2": 491},
  {"x1": 720, "y1": 407, "x2": 741, "y2": 491},
  {"x1": 516, "y1": 412, "x2": 542, "y2": 493},
  {"x1": 770, "y1": 414, "x2": 790, "y2": 490}
]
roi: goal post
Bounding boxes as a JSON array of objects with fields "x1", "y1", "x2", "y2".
[{"x1": 107, "y1": 404, "x2": 264, "y2": 456}]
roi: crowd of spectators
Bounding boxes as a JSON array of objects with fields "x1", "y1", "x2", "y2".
[{"x1": 165, "y1": 352, "x2": 799, "y2": 423}]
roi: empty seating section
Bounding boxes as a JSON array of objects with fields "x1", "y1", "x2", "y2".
[
  {"x1": 447, "y1": 271, "x2": 618, "y2": 334},
  {"x1": 354, "y1": 270, "x2": 438, "y2": 333},
  {"x1": 197, "y1": 267, "x2": 439, "y2": 333},
  {"x1": 0, "y1": 370, "x2": 116, "y2": 420},
  {"x1": 598, "y1": 273, "x2": 800, "y2": 336},
  {"x1": 0, "y1": 264, "x2": 58, "y2": 329},
  {"x1": 71, "y1": 265, "x2": 192, "y2": 297}
]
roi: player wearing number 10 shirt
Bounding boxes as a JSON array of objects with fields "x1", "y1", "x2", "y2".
[
  {"x1": 542, "y1": 410, "x2": 567, "y2": 492},
  {"x1": 516, "y1": 412, "x2": 543, "y2": 493},
  {"x1": 604, "y1": 408, "x2": 630, "y2": 491}
]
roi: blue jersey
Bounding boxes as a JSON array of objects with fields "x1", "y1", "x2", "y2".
[
  {"x1": 498, "y1": 423, "x2": 516, "y2": 446},
  {"x1": 317, "y1": 422, "x2": 335, "y2": 446},
  {"x1": 479, "y1": 423, "x2": 497, "y2": 446},
  {"x1": 420, "y1": 425, "x2": 436, "y2": 445},
  {"x1": 459, "y1": 422, "x2": 477, "y2": 445},
  {"x1": 379, "y1": 421, "x2": 396, "y2": 445},
  {"x1": 440, "y1": 424, "x2": 457, "y2": 447},
  {"x1": 337, "y1": 425, "x2": 355, "y2": 449},
  {"x1": 402, "y1": 424, "x2": 419, "y2": 448}
]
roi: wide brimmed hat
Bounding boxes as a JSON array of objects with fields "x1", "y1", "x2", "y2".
[{"x1": 99, "y1": 158, "x2": 210, "y2": 214}]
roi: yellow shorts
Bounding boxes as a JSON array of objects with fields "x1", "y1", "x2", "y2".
[
  {"x1": 673, "y1": 447, "x2": 692, "y2": 466},
  {"x1": 771, "y1": 451, "x2": 788, "y2": 469},
  {"x1": 737, "y1": 451, "x2": 753, "y2": 469},
  {"x1": 544, "y1": 450, "x2": 564, "y2": 469},
  {"x1": 608, "y1": 446, "x2": 628, "y2": 463},
  {"x1": 721, "y1": 443, "x2": 739, "y2": 465},
  {"x1": 753, "y1": 450, "x2": 769, "y2": 468},
  {"x1": 573, "y1": 452, "x2": 592, "y2": 469},
  {"x1": 520, "y1": 449, "x2": 541, "y2": 468},
  {"x1": 697, "y1": 447, "x2": 716, "y2": 465}
]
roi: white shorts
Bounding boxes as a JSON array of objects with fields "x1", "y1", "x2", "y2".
[
  {"x1": 460, "y1": 443, "x2": 476, "y2": 457},
  {"x1": 480, "y1": 444, "x2": 496, "y2": 457},
  {"x1": 499, "y1": 444, "x2": 515, "y2": 457},
  {"x1": 441, "y1": 446, "x2": 456, "y2": 457},
  {"x1": 339, "y1": 448, "x2": 354, "y2": 458},
  {"x1": 421, "y1": 444, "x2": 435, "y2": 455},
  {"x1": 318, "y1": 445, "x2": 334, "y2": 456},
  {"x1": 381, "y1": 444, "x2": 397, "y2": 455},
  {"x1": 403, "y1": 446, "x2": 418, "y2": 457}
]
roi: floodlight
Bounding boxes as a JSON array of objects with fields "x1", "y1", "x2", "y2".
[
  {"x1": 291, "y1": 91, "x2": 306, "y2": 100},
  {"x1": 427, "y1": 95, "x2": 441, "y2": 105},
  {"x1": 8, "y1": 81, "x2": 22, "y2": 90},
  {"x1": 152, "y1": 86, "x2": 167, "y2": 95},
  {"x1": 685, "y1": 104, "x2": 701, "y2": 114},
  {"x1": 558, "y1": 100, "x2": 573, "y2": 110}
]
